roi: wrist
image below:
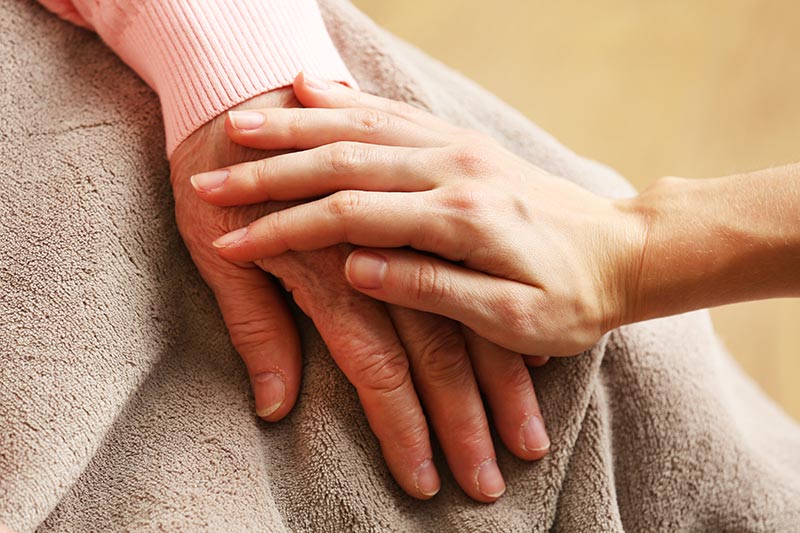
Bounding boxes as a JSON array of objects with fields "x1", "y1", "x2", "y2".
[
  {"x1": 605, "y1": 191, "x2": 656, "y2": 331},
  {"x1": 170, "y1": 87, "x2": 298, "y2": 188},
  {"x1": 619, "y1": 175, "x2": 723, "y2": 324},
  {"x1": 618, "y1": 170, "x2": 800, "y2": 325},
  {"x1": 615, "y1": 176, "x2": 686, "y2": 326}
]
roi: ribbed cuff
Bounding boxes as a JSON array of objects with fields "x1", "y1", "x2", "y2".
[{"x1": 109, "y1": 0, "x2": 357, "y2": 156}]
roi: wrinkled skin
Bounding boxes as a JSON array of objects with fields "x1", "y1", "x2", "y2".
[{"x1": 169, "y1": 88, "x2": 548, "y2": 502}]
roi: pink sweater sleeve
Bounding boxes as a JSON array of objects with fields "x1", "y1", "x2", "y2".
[{"x1": 39, "y1": 0, "x2": 357, "y2": 156}]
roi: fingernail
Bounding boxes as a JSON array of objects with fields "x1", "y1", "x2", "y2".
[
  {"x1": 303, "y1": 73, "x2": 330, "y2": 90},
  {"x1": 212, "y1": 227, "x2": 248, "y2": 248},
  {"x1": 228, "y1": 110, "x2": 265, "y2": 130},
  {"x1": 414, "y1": 459, "x2": 440, "y2": 497},
  {"x1": 346, "y1": 251, "x2": 387, "y2": 289},
  {"x1": 190, "y1": 169, "x2": 229, "y2": 192},
  {"x1": 476, "y1": 458, "x2": 506, "y2": 499},
  {"x1": 254, "y1": 372, "x2": 286, "y2": 418},
  {"x1": 521, "y1": 415, "x2": 551, "y2": 453}
]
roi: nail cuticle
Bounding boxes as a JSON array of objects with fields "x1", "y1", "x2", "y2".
[
  {"x1": 212, "y1": 227, "x2": 248, "y2": 249},
  {"x1": 346, "y1": 251, "x2": 387, "y2": 289},
  {"x1": 520, "y1": 415, "x2": 550, "y2": 453},
  {"x1": 475, "y1": 458, "x2": 506, "y2": 499},
  {"x1": 256, "y1": 401, "x2": 283, "y2": 418},
  {"x1": 254, "y1": 371, "x2": 286, "y2": 418},
  {"x1": 228, "y1": 110, "x2": 265, "y2": 131},
  {"x1": 190, "y1": 169, "x2": 230, "y2": 192},
  {"x1": 413, "y1": 458, "x2": 440, "y2": 497}
]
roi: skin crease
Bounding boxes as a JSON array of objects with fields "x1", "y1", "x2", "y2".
[
  {"x1": 203, "y1": 75, "x2": 800, "y2": 359},
  {"x1": 622, "y1": 169, "x2": 800, "y2": 322},
  {"x1": 170, "y1": 87, "x2": 551, "y2": 503}
]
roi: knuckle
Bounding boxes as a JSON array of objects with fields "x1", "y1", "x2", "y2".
[
  {"x1": 391, "y1": 420, "x2": 429, "y2": 454},
  {"x1": 449, "y1": 416, "x2": 490, "y2": 449},
  {"x1": 253, "y1": 158, "x2": 272, "y2": 189},
  {"x1": 227, "y1": 316, "x2": 284, "y2": 355},
  {"x1": 412, "y1": 260, "x2": 450, "y2": 305},
  {"x1": 218, "y1": 208, "x2": 251, "y2": 234},
  {"x1": 497, "y1": 293, "x2": 535, "y2": 339},
  {"x1": 325, "y1": 142, "x2": 364, "y2": 173},
  {"x1": 264, "y1": 209, "x2": 289, "y2": 251},
  {"x1": 285, "y1": 111, "x2": 305, "y2": 138},
  {"x1": 447, "y1": 144, "x2": 495, "y2": 176},
  {"x1": 414, "y1": 330, "x2": 472, "y2": 388},
  {"x1": 495, "y1": 358, "x2": 533, "y2": 395},
  {"x1": 353, "y1": 109, "x2": 392, "y2": 134},
  {"x1": 353, "y1": 346, "x2": 412, "y2": 397},
  {"x1": 326, "y1": 190, "x2": 363, "y2": 220},
  {"x1": 439, "y1": 185, "x2": 486, "y2": 218}
]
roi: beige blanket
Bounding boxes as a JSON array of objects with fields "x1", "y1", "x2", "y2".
[{"x1": 2, "y1": 1, "x2": 799, "y2": 531}]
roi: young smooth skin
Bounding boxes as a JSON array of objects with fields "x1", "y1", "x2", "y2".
[
  {"x1": 200, "y1": 75, "x2": 800, "y2": 358},
  {"x1": 175, "y1": 86, "x2": 551, "y2": 504}
]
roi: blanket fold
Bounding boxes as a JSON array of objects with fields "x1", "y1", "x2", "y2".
[{"x1": 1, "y1": 1, "x2": 798, "y2": 531}]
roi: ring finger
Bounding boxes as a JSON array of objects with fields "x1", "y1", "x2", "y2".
[{"x1": 462, "y1": 328, "x2": 550, "y2": 460}]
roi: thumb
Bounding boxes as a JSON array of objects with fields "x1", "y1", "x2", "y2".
[
  {"x1": 210, "y1": 266, "x2": 302, "y2": 421},
  {"x1": 344, "y1": 248, "x2": 540, "y2": 355}
]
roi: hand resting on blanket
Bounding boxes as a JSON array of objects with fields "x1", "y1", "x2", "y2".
[
  {"x1": 172, "y1": 86, "x2": 550, "y2": 503},
  {"x1": 204, "y1": 75, "x2": 800, "y2": 360}
]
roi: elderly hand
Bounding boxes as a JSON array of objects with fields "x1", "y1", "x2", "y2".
[
  {"x1": 201, "y1": 75, "x2": 645, "y2": 358},
  {"x1": 171, "y1": 87, "x2": 550, "y2": 503}
]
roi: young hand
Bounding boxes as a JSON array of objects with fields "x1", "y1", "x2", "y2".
[{"x1": 197, "y1": 75, "x2": 645, "y2": 357}]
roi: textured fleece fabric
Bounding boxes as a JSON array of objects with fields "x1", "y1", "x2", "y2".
[{"x1": 1, "y1": 1, "x2": 799, "y2": 531}]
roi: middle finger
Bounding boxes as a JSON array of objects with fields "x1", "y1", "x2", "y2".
[
  {"x1": 389, "y1": 305, "x2": 507, "y2": 502},
  {"x1": 193, "y1": 142, "x2": 439, "y2": 207}
]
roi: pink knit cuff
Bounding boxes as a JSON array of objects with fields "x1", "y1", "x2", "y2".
[{"x1": 106, "y1": 0, "x2": 356, "y2": 156}]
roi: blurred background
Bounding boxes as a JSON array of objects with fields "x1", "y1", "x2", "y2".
[{"x1": 353, "y1": 0, "x2": 800, "y2": 420}]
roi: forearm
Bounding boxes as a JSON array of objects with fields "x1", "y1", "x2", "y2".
[{"x1": 625, "y1": 164, "x2": 800, "y2": 324}]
